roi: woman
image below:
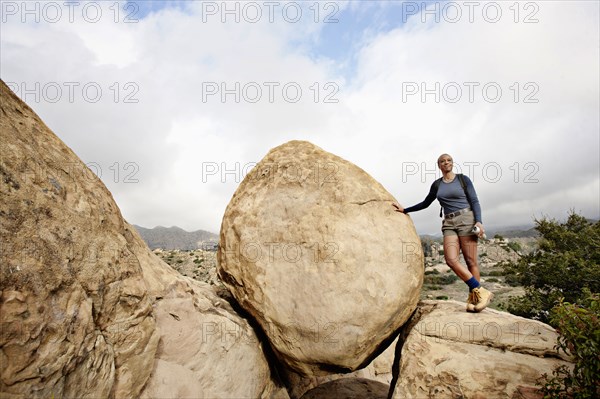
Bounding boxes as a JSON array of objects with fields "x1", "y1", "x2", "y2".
[{"x1": 392, "y1": 154, "x2": 493, "y2": 312}]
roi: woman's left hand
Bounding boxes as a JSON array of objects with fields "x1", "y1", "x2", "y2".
[
  {"x1": 392, "y1": 203, "x2": 404, "y2": 213},
  {"x1": 475, "y1": 222, "x2": 485, "y2": 238}
]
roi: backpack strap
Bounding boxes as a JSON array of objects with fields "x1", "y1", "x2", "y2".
[{"x1": 457, "y1": 174, "x2": 473, "y2": 208}]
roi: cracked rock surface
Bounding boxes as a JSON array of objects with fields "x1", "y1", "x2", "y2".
[
  {"x1": 300, "y1": 377, "x2": 389, "y2": 398},
  {"x1": 218, "y1": 140, "x2": 423, "y2": 375},
  {"x1": 0, "y1": 80, "x2": 285, "y2": 398},
  {"x1": 390, "y1": 300, "x2": 573, "y2": 399}
]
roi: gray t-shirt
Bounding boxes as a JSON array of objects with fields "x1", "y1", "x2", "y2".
[{"x1": 403, "y1": 174, "x2": 482, "y2": 223}]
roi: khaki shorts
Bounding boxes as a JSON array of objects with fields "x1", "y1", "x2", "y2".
[{"x1": 442, "y1": 210, "x2": 477, "y2": 237}]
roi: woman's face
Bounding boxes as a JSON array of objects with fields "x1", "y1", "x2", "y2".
[{"x1": 438, "y1": 154, "x2": 453, "y2": 173}]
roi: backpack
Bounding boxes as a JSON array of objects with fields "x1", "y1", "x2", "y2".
[{"x1": 432, "y1": 173, "x2": 472, "y2": 218}]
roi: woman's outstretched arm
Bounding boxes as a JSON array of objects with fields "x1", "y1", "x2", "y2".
[{"x1": 392, "y1": 181, "x2": 438, "y2": 214}]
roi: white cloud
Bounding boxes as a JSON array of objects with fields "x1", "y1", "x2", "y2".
[{"x1": 1, "y1": 0, "x2": 598, "y2": 235}]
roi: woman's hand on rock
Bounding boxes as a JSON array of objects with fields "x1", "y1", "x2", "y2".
[{"x1": 392, "y1": 203, "x2": 404, "y2": 213}]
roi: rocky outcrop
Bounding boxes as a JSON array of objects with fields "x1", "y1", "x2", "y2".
[
  {"x1": 0, "y1": 80, "x2": 283, "y2": 398},
  {"x1": 282, "y1": 335, "x2": 398, "y2": 398},
  {"x1": 0, "y1": 79, "x2": 158, "y2": 398},
  {"x1": 390, "y1": 300, "x2": 573, "y2": 399},
  {"x1": 140, "y1": 278, "x2": 287, "y2": 399},
  {"x1": 217, "y1": 140, "x2": 424, "y2": 375},
  {"x1": 1, "y1": 78, "x2": 574, "y2": 398},
  {"x1": 300, "y1": 378, "x2": 389, "y2": 399}
]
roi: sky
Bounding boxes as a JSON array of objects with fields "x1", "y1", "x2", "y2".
[{"x1": 1, "y1": 0, "x2": 599, "y2": 235}]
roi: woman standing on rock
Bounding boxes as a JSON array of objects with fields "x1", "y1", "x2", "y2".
[{"x1": 392, "y1": 153, "x2": 493, "y2": 312}]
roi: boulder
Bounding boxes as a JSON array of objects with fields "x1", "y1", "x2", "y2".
[
  {"x1": 390, "y1": 300, "x2": 573, "y2": 399},
  {"x1": 218, "y1": 140, "x2": 423, "y2": 375},
  {"x1": 0, "y1": 80, "x2": 284, "y2": 398},
  {"x1": 300, "y1": 378, "x2": 389, "y2": 399},
  {"x1": 139, "y1": 278, "x2": 287, "y2": 399},
  {"x1": 283, "y1": 335, "x2": 399, "y2": 398}
]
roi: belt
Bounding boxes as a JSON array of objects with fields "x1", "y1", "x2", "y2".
[{"x1": 444, "y1": 207, "x2": 471, "y2": 219}]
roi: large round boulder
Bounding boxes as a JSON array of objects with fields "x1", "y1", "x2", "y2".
[{"x1": 218, "y1": 140, "x2": 423, "y2": 375}]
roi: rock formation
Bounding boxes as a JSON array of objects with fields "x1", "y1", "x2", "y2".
[
  {"x1": 217, "y1": 140, "x2": 424, "y2": 375},
  {"x1": 282, "y1": 335, "x2": 398, "y2": 398},
  {"x1": 300, "y1": 377, "x2": 389, "y2": 399},
  {"x1": 0, "y1": 80, "x2": 284, "y2": 398},
  {"x1": 390, "y1": 300, "x2": 573, "y2": 398},
  {"x1": 1, "y1": 78, "x2": 574, "y2": 399}
]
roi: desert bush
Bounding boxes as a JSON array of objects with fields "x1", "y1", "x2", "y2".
[
  {"x1": 507, "y1": 241, "x2": 522, "y2": 253},
  {"x1": 504, "y1": 274, "x2": 522, "y2": 287},
  {"x1": 539, "y1": 290, "x2": 600, "y2": 398},
  {"x1": 481, "y1": 269, "x2": 505, "y2": 277},
  {"x1": 424, "y1": 273, "x2": 458, "y2": 285},
  {"x1": 502, "y1": 212, "x2": 600, "y2": 323}
]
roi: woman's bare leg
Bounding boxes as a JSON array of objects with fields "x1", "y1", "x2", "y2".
[
  {"x1": 443, "y1": 235, "x2": 472, "y2": 281},
  {"x1": 459, "y1": 235, "x2": 480, "y2": 281}
]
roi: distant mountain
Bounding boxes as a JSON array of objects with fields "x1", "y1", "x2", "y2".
[
  {"x1": 133, "y1": 225, "x2": 218, "y2": 250},
  {"x1": 419, "y1": 234, "x2": 442, "y2": 242},
  {"x1": 487, "y1": 218, "x2": 598, "y2": 239},
  {"x1": 487, "y1": 225, "x2": 539, "y2": 238}
]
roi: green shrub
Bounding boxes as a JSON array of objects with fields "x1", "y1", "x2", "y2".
[
  {"x1": 502, "y1": 212, "x2": 600, "y2": 323},
  {"x1": 539, "y1": 290, "x2": 600, "y2": 398},
  {"x1": 507, "y1": 241, "x2": 522, "y2": 253},
  {"x1": 424, "y1": 273, "x2": 458, "y2": 285},
  {"x1": 482, "y1": 270, "x2": 506, "y2": 277},
  {"x1": 425, "y1": 269, "x2": 440, "y2": 275},
  {"x1": 435, "y1": 295, "x2": 449, "y2": 300},
  {"x1": 504, "y1": 274, "x2": 521, "y2": 287}
]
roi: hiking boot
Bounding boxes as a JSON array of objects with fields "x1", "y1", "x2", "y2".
[
  {"x1": 471, "y1": 287, "x2": 494, "y2": 312},
  {"x1": 466, "y1": 291, "x2": 476, "y2": 312}
]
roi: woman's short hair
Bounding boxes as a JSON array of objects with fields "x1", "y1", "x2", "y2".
[{"x1": 437, "y1": 153, "x2": 453, "y2": 164}]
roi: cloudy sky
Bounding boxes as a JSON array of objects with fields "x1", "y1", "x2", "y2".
[{"x1": 2, "y1": 0, "x2": 598, "y2": 235}]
